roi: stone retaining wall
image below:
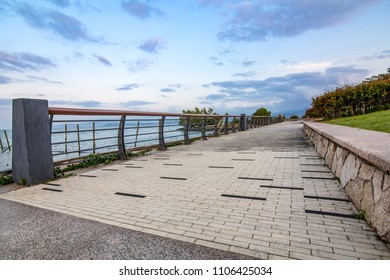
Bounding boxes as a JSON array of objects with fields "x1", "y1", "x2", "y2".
[{"x1": 303, "y1": 122, "x2": 390, "y2": 243}]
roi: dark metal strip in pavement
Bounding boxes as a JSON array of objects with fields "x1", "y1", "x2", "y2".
[
  {"x1": 302, "y1": 156, "x2": 322, "y2": 159},
  {"x1": 102, "y1": 169, "x2": 119, "y2": 171},
  {"x1": 260, "y1": 185, "x2": 304, "y2": 190},
  {"x1": 160, "y1": 176, "x2": 187, "y2": 180},
  {"x1": 120, "y1": 163, "x2": 134, "y2": 166},
  {"x1": 132, "y1": 159, "x2": 148, "y2": 161},
  {"x1": 209, "y1": 166, "x2": 234, "y2": 169},
  {"x1": 125, "y1": 166, "x2": 144, "y2": 169},
  {"x1": 232, "y1": 159, "x2": 255, "y2": 161},
  {"x1": 154, "y1": 158, "x2": 170, "y2": 160},
  {"x1": 304, "y1": 195, "x2": 350, "y2": 203},
  {"x1": 221, "y1": 194, "x2": 266, "y2": 201},
  {"x1": 237, "y1": 152, "x2": 257, "y2": 154},
  {"x1": 302, "y1": 176, "x2": 336, "y2": 180},
  {"x1": 238, "y1": 177, "x2": 273, "y2": 181},
  {"x1": 187, "y1": 154, "x2": 203, "y2": 155},
  {"x1": 300, "y1": 163, "x2": 327, "y2": 166},
  {"x1": 305, "y1": 209, "x2": 357, "y2": 219},
  {"x1": 274, "y1": 157, "x2": 300, "y2": 159},
  {"x1": 79, "y1": 175, "x2": 97, "y2": 178},
  {"x1": 115, "y1": 192, "x2": 145, "y2": 198},
  {"x1": 301, "y1": 170, "x2": 332, "y2": 173},
  {"x1": 163, "y1": 164, "x2": 183, "y2": 166},
  {"x1": 42, "y1": 182, "x2": 61, "y2": 186},
  {"x1": 42, "y1": 188, "x2": 63, "y2": 192}
]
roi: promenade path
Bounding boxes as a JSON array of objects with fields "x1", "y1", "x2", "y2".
[{"x1": 1, "y1": 121, "x2": 389, "y2": 259}]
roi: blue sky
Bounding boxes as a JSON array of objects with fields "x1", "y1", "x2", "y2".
[{"x1": 0, "y1": 0, "x2": 389, "y2": 128}]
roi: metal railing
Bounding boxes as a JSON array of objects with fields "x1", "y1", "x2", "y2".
[
  {"x1": 49, "y1": 107, "x2": 281, "y2": 164},
  {"x1": 0, "y1": 130, "x2": 11, "y2": 153}
]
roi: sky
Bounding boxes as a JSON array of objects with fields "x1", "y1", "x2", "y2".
[{"x1": 0, "y1": 0, "x2": 389, "y2": 128}]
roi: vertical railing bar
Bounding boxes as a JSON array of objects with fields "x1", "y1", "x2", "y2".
[
  {"x1": 118, "y1": 115, "x2": 127, "y2": 159},
  {"x1": 4, "y1": 130, "x2": 10, "y2": 150},
  {"x1": 134, "y1": 121, "x2": 140, "y2": 147},
  {"x1": 214, "y1": 117, "x2": 219, "y2": 136},
  {"x1": 224, "y1": 116, "x2": 229, "y2": 135},
  {"x1": 201, "y1": 117, "x2": 207, "y2": 140},
  {"x1": 49, "y1": 114, "x2": 54, "y2": 134},
  {"x1": 0, "y1": 132, "x2": 4, "y2": 151},
  {"x1": 184, "y1": 116, "x2": 190, "y2": 145},
  {"x1": 64, "y1": 124, "x2": 68, "y2": 154},
  {"x1": 77, "y1": 124, "x2": 81, "y2": 155},
  {"x1": 232, "y1": 117, "x2": 236, "y2": 133},
  {"x1": 92, "y1": 122, "x2": 96, "y2": 154},
  {"x1": 158, "y1": 116, "x2": 166, "y2": 150}
]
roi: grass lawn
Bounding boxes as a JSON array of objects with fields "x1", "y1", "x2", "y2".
[{"x1": 323, "y1": 110, "x2": 390, "y2": 133}]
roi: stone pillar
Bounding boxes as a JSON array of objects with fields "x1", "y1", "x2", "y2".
[{"x1": 12, "y1": 99, "x2": 54, "y2": 185}]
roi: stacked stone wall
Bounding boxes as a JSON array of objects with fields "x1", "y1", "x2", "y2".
[{"x1": 303, "y1": 123, "x2": 390, "y2": 243}]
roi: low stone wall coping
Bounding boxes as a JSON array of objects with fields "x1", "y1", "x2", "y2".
[{"x1": 303, "y1": 121, "x2": 390, "y2": 173}]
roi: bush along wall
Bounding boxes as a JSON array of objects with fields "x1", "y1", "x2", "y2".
[{"x1": 305, "y1": 70, "x2": 390, "y2": 119}]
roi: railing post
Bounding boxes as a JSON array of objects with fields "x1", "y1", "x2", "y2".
[
  {"x1": 201, "y1": 117, "x2": 207, "y2": 140},
  {"x1": 213, "y1": 117, "x2": 219, "y2": 136},
  {"x1": 232, "y1": 117, "x2": 236, "y2": 133},
  {"x1": 118, "y1": 115, "x2": 127, "y2": 160},
  {"x1": 254, "y1": 117, "x2": 258, "y2": 128},
  {"x1": 240, "y1": 114, "x2": 246, "y2": 131},
  {"x1": 158, "y1": 116, "x2": 167, "y2": 150},
  {"x1": 224, "y1": 116, "x2": 229, "y2": 134},
  {"x1": 12, "y1": 98, "x2": 54, "y2": 185},
  {"x1": 184, "y1": 116, "x2": 190, "y2": 144}
]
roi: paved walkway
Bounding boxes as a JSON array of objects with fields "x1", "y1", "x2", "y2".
[{"x1": 1, "y1": 121, "x2": 389, "y2": 259}]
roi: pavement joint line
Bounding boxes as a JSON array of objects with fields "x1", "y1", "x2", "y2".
[
  {"x1": 305, "y1": 209, "x2": 358, "y2": 219},
  {"x1": 260, "y1": 185, "x2": 304, "y2": 190},
  {"x1": 41, "y1": 187, "x2": 63, "y2": 193},
  {"x1": 238, "y1": 177, "x2": 273, "y2": 181},
  {"x1": 221, "y1": 194, "x2": 267, "y2": 201},
  {"x1": 101, "y1": 168, "x2": 119, "y2": 171},
  {"x1": 304, "y1": 195, "x2": 351, "y2": 203},
  {"x1": 302, "y1": 176, "x2": 337, "y2": 180},
  {"x1": 114, "y1": 192, "x2": 146, "y2": 198},
  {"x1": 160, "y1": 176, "x2": 187, "y2": 180},
  {"x1": 42, "y1": 182, "x2": 61, "y2": 186}
]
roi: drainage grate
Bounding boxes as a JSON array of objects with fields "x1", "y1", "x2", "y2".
[
  {"x1": 231, "y1": 159, "x2": 255, "y2": 161},
  {"x1": 163, "y1": 163, "x2": 183, "y2": 166},
  {"x1": 238, "y1": 177, "x2": 273, "y2": 181},
  {"x1": 125, "y1": 166, "x2": 143, "y2": 169},
  {"x1": 209, "y1": 166, "x2": 234, "y2": 169},
  {"x1": 260, "y1": 185, "x2": 304, "y2": 190},
  {"x1": 42, "y1": 188, "x2": 63, "y2": 192},
  {"x1": 102, "y1": 169, "x2": 119, "y2": 171},
  {"x1": 302, "y1": 176, "x2": 336, "y2": 180},
  {"x1": 79, "y1": 175, "x2": 97, "y2": 178},
  {"x1": 115, "y1": 192, "x2": 145, "y2": 198},
  {"x1": 42, "y1": 182, "x2": 61, "y2": 186},
  {"x1": 305, "y1": 209, "x2": 357, "y2": 219},
  {"x1": 221, "y1": 194, "x2": 266, "y2": 201},
  {"x1": 304, "y1": 195, "x2": 350, "y2": 202},
  {"x1": 160, "y1": 176, "x2": 187, "y2": 180}
]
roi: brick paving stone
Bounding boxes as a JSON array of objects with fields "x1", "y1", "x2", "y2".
[{"x1": 1, "y1": 121, "x2": 389, "y2": 260}]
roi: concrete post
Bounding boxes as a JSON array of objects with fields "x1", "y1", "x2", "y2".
[
  {"x1": 12, "y1": 99, "x2": 54, "y2": 185},
  {"x1": 239, "y1": 114, "x2": 246, "y2": 131}
]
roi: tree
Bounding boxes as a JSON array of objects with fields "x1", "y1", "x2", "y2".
[
  {"x1": 179, "y1": 107, "x2": 218, "y2": 126},
  {"x1": 290, "y1": 114, "x2": 299, "y2": 120},
  {"x1": 253, "y1": 107, "x2": 271, "y2": 116}
]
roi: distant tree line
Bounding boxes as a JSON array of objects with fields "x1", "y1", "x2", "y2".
[{"x1": 304, "y1": 69, "x2": 390, "y2": 119}]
